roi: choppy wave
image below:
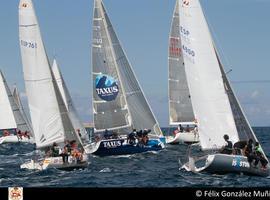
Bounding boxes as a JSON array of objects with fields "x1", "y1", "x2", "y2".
[{"x1": 0, "y1": 127, "x2": 270, "y2": 187}]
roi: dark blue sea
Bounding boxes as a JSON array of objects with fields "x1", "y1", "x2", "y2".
[{"x1": 1, "y1": 127, "x2": 270, "y2": 188}]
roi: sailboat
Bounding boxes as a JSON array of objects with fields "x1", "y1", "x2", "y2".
[
  {"x1": 51, "y1": 59, "x2": 89, "y2": 144},
  {"x1": 84, "y1": 0, "x2": 165, "y2": 156},
  {"x1": 178, "y1": 0, "x2": 269, "y2": 176},
  {"x1": 166, "y1": 0, "x2": 199, "y2": 145},
  {"x1": 0, "y1": 71, "x2": 34, "y2": 144},
  {"x1": 19, "y1": 0, "x2": 88, "y2": 170}
]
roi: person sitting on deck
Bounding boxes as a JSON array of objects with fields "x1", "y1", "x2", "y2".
[
  {"x1": 103, "y1": 129, "x2": 112, "y2": 140},
  {"x1": 178, "y1": 124, "x2": 184, "y2": 133},
  {"x1": 23, "y1": 131, "x2": 31, "y2": 139},
  {"x1": 127, "y1": 129, "x2": 137, "y2": 145},
  {"x1": 60, "y1": 140, "x2": 71, "y2": 164},
  {"x1": 72, "y1": 148, "x2": 83, "y2": 163},
  {"x1": 3, "y1": 130, "x2": 10, "y2": 137},
  {"x1": 136, "y1": 130, "x2": 143, "y2": 146},
  {"x1": 243, "y1": 139, "x2": 259, "y2": 168},
  {"x1": 142, "y1": 129, "x2": 150, "y2": 145},
  {"x1": 51, "y1": 142, "x2": 60, "y2": 157},
  {"x1": 254, "y1": 142, "x2": 268, "y2": 170},
  {"x1": 219, "y1": 134, "x2": 233, "y2": 155},
  {"x1": 185, "y1": 125, "x2": 190, "y2": 133},
  {"x1": 233, "y1": 140, "x2": 247, "y2": 155},
  {"x1": 16, "y1": 130, "x2": 23, "y2": 140},
  {"x1": 70, "y1": 141, "x2": 83, "y2": 163},
  {"x1": 112, "y1": 131, "x2": 118, "y2": 139}
]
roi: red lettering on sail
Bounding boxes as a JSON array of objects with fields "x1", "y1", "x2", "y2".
[{"x1": 170, "y1": 38, "x2": 181, "y2": 57}]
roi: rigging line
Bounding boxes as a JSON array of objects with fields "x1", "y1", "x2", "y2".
[{"x1": 231, "y1": 80, "x2": 270, "y2": 84}]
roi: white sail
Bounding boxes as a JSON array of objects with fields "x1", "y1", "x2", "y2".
[
  {"x1": 19, "y1": 0, "x2": 81, "y2": 149},
  {"x1": 0, "y1": 71, "x2": 17, "y2": 130},
  {"x1": 13, "y1": 85, "x2": 34, "y2": 136},
  {"x1": 169, "y1": 0, "x2": 195, "y2": 125},
  {"x1": 92, "y1": 0, "x2": 162, "y2": 136},
  {"x1": 179, "y1": 0, "x2": 239, "y2": 150},
  {"x1": 51, "y1": 59, "x2": 89, "y2": 142},
  {"x1": 214, "y1": 49, "x2": 268, "y2": 160}
]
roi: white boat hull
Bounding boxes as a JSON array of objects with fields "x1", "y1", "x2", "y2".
[
  {"x1": 0, "y1": 135, "x2": 34, "y2": 144},
  {"x1": 165, "y1": 131, "x2": 199, "y2": 144},
  {"x1": 181, "y1": 154, "x2": 270, "y2": 177},
  {"x1": 20, "y1": 154, "x2": 88, "y2": 171}
]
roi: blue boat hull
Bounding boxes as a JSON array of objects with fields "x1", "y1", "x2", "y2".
[{"x1": 92, "y1": 138, "x2": 164, "y2": 157}]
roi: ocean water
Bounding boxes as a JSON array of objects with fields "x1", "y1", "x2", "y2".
[{"x1": 0, "y1": 127, "x2": 270, "y2": 188}]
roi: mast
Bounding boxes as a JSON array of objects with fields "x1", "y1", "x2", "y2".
[
  {"x1": 168, "y1": 0, "x2": 195, "y2": 126},
  {"x1": 19, "y1": 0, "x2": 81, "y2": 149}
]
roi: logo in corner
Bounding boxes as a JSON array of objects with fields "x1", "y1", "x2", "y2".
[
  {"x1": 9, "y1": 187, "x2": 23, "y2": 200},
  {"x1": 95, "y1": 74, "x2": 119, "y2": 101}
]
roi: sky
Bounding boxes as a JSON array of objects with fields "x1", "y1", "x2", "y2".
[{"x1": 0, "y1": 0, "x2": 270, "y2": 127}]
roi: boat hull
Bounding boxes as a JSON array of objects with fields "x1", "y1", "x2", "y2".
[
  {"x1": 166, "y1": 132, "x2": 199, "y2": 145},
  {"x1": 184, "y1": 154, "x2": 269, "y2": 177},
  {"x1": 20, "y1": 155, "x2": 88, "y2": 171},
  {"x1": 0, "y1": 135, "x2": 34, "y2": 144},
  {"x1": 85, "y1": 138, "x2": 165, "y2": 156}
]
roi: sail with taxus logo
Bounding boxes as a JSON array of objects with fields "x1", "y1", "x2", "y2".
[{"x1": 92, "y1": 0, "x2": 162, "y2": 136}]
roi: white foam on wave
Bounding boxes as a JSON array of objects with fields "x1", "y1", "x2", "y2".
[{"x1": 100, "y1": 168, "x2": 111, "y2": 173}]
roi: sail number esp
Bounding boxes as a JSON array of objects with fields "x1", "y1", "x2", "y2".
[
  {"x1": 180, "y1": 26, "x2": 190, "y2": 36},
  {"x1": 182, "y1": 45, "x2": 195, "y2": 57},
  {"x1": 20, "y1": 40, "x2": 37, "y2": 49}
]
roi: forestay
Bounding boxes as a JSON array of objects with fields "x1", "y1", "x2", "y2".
[
  {"x1": 178, "y1": 0, "x2": 239, "y2": 150},
  {"x1": 19, "y1": 0, "x2": 81, "y2": 149},
  {"x1": 169, "y1": 0, "x2": 195, "y2": 125}
]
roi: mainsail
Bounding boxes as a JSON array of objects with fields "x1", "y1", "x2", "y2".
[
  {"x1": 19, "y1": 0, "x2": 81, "y2": 149},
  {"x1": 178, "y1": 0, "x2": 239, "y2": 150},
  {"x1": 92, "y1": 0, "x2": 162, "y2": 136},
  {"x1": 169, "y1": 0, "x2": 195, "y2": 125},
  {"x1": 52, "y1": 59, "x2": 89, "y2": 142}
]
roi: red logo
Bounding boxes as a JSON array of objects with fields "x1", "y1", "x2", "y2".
[{"x1": 9, "y1": 187, "x2": 23, "y2": 200}]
